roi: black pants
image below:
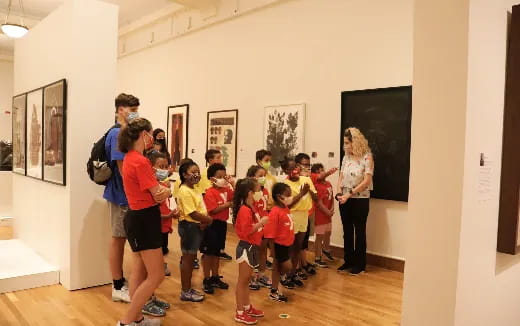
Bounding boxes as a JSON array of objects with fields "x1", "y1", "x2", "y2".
[
  {"x1": 339, "y1": 198, "x2": 369, "y2": 270},
  {"x1": 162, "y1": 232, "x2": 169, "y2": 255}
]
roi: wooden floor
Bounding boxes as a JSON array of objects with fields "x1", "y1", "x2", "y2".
[{"x1": 0, "y1": 226, "x2": 403, "y2": 326}]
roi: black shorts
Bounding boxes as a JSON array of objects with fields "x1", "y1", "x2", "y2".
[
  {"x1": 302, "y1": 219, "x2": 311, "y2": 250},
  {"x1": 124, "y1": 205, "x2": 162, "y2": 252},
  {"x1": 236, "y1": 241, "x2": 259, "y2": 268},
  {"x1": 200, "y1": 220, "x2": 227, "y2": 256},
  {"x1": 274, "y1": 243, "x2": 291, "y2": 263}
]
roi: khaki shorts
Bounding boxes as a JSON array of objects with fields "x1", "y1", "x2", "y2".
[
  {"x1": 109, "y1": 201, "x2": 128, "y2": 238},
  {"x1": 291, "y1": 210, "x2": 309, "y2": 234}
]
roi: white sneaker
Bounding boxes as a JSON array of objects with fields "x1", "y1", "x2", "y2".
[{"x1": 112, "y1": 285, "x2": 131, "y2": 303}]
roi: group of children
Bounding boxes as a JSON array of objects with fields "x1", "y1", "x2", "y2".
[{"x1": 147, "y1": 148, "x2": 337, "y2": 325}]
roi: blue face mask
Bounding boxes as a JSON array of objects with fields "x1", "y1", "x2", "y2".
[
  {"x1": 155, "y1": 169, "x2": 169, "y2": 181},
  {"x1": 127, "y1": 111, "x2": 139, "y2": 122}
]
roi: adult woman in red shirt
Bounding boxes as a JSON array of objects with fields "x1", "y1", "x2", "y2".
[
  {"x1": 233, "y1": 178, "x2": 268, "y2": 325},
  {"x1": 117, "y1": 118, "x2": 172, "y2": 326}
]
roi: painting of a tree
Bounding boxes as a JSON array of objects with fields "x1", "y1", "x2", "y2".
[{"x1": 264, "y1": 104, "x2": 305, "y2": 173}]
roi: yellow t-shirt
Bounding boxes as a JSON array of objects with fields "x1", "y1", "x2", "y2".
[
  {"x1": 177, "y1": 184, "x2": 207, "y2": 223},
  {"x1": 194, "y1": 167, "x2": 212, "y2": 195},
  {"x1": 284, "y1": 176, "x2": 316, "y2": 212}
]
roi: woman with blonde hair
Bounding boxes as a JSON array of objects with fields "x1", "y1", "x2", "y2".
[{"x1": 336, "y1": 127, "x2": 374, "y2": 275}]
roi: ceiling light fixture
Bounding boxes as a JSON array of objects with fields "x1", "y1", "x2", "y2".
[{"x1": 1, "y1": 0, "x2": 28, "y2": 39}]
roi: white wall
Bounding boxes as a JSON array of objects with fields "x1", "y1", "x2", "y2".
[
  {"x1": 118, "y1": 0, "x2": 413, "y2": 260},
  {"x1": 13, "y1": 0, "x2": 118, "y2": 290},
  {"x1": 454, "y1": 0, "x2": 520, "y2": 325},
  {"x1": 0, "y1": 60, "x2": 13, "y2": 141}
]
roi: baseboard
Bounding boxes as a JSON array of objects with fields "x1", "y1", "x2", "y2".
[{"x1": 307, "y1": 240, "x2": 405, "y2": 273}]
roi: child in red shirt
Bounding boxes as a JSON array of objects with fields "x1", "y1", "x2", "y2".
[
  {"x1": 263, "y1": 182, "x2": 296, "y2": 303},
  {"x1": 233, "y1": 178, "x2": 268, "y2": 325},
  {"x1": 148, "y1": 151, "x2": 179, "y2": 276},
  {"x1": 311, "y1": 164, "x2": 338, "y2": 267},
  {"x1": 201, "y1": 163, "x2": 234, "y2": 294},
  {"x1": 246, "y1": 165, "x2": 273, "y2": 290}
]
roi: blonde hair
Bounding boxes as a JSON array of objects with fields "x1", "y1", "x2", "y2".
[{"x1": 344, "y1": 127, "x2": 370, "y2": 157}]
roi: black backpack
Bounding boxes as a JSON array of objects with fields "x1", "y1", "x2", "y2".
[{"x1": 87, "y1": 125, "x2": 118, "y2": 185}]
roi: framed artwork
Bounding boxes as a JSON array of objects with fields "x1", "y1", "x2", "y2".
[
  {"x1": 26, "y1": 88, "x2": 43, "y2": 180},
  {"x1": 12, "y1": 93, "x2": 27, "y2": 175},
  {"x1": 341, "y1": 86, "x2": 412, "y2": 202},
  {"x1": 167, "y1": 104, "x2": 189, "y2": 171},
  {"x1": 264, "y1": 103, "x2": 306, "y2": 176},
  {"x1": 206, "y1": 109, "x2": 238, "y2": 176},
  {"x1": 43, "y1": 79, "x2": 67, "y2": 185}
]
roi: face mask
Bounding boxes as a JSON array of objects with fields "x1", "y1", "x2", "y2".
[
  {"x1": 257, "y1": 176, "x2": 266, "y2": 186},
  {"x1": 155, "y1": 169, "x2": 169, "y2": 181},
  {"x1": 281, "y1": 196, "x2": 293, "y2": 206},
  {"x1": 214, "y1": 178, "x2": 228, "y2": 187},
  {"x1": 260, "y1": 161, "x2": 271, "y2": 170},
  {"x1": 187, "y1": 173, "x2": 201, "y2": 184},
  {"x1": 290, "y1": 168, "x2": 300, "y2": 178},
  {"x1": 127, "y1": 111, "x2": 139, "y2": 122},
  {"x1": 253, "y1": 191, "x2": 263, "y2": 202}
]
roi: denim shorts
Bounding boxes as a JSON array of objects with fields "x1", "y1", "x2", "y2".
[{"x1": 178, "y1": 220, "x2": 202, "y2": 254}]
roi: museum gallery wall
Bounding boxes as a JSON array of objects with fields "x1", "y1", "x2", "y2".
[{"x1": 11, "y1": 79, "x2": 67, "y2": 186}]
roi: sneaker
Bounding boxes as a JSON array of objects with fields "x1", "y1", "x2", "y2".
[
  {"x1": 303, "y1": 264, "x2": 316, "y2": 275},
  {"x1": 291, "y1": 275, "x2": 304, "y2": 288},
  {"x1": 296, "y1": 268, "x2": 308, "y2": 280},
  {"x1": 112, "y1": 285, "x2": 131, "y2": 303},
  {"x1": 116, "y1": 322, "x2": 135, "y2": 326},
  {"x1": 249, "y1": 280, "x2": 261, "y2": 290},
  {"x1": 219, "y1": 251, "x2": 233, "y2": 261},
  {"x1": 245, "y1": 305, "x2": 264, "y2": 317},
  {"x1": 269, "y1": 290, "x2": 288, "y2": 302},
  {"x1": 211, "y1": 276, "x2": 229, "y2": 289},
  {"x1": 191, "y1": 288, "x2": 205, "y2": 297},
  {"x1": 257, "y1": 275, "x2": 272, "y2": 288},
  {"x1": 193, "y1": 259, "x2": 200, "y2": 269},
  {"x1": 135, "y1": 318, "x2": 161, "y2": 326},
  {"x1": 151, "y1": 296, "x2": 170, "y2": 310},
  {"x1": 280, "y1": 278, "x2": 295, "y2": 289},
  {"x1": 164, "y1": 263, "x2": 171, "y2": 277},
  {"x1": 322, "y1": 250, "x2": 335, "y2": 262},
  {"x1": 337, "y1": 262, "x2": 354, "y2": 273},
  {"x1": 265, "y1": 260, "x2": 273, "y2": 270},
  {"x1": 180, "y1": 289, "x2": 205, "y2": 302},
  {"x1": 203, "y1": 277, "x2": 215, "y2": 294},
  {"x1": 349, "y1": 267, "x2": 366, "y2": 275},
  {"x1": 142, "y1": 300, "x2": 166, "y2": 317},
  {"x1": 235, "y1": 311, "x2": 258, "y2": 325},
  {"x1": 314, "y1": 258, "x2": 328, "y2": 268}
]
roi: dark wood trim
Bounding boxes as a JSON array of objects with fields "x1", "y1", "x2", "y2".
[
  {"x1": 306, "y1": 240, "x2": 405, "y2": 273},
  {"x1": 498, "y1": 5, "x2": 520, "y2": 255}
]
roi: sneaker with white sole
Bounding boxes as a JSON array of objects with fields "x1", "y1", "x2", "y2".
[
  {"x1": 235, "y1": 311, "x2": 257, "y2": 325},
  {"x1": 151, "y1": 296, "x2": 170, "y2": 310},
  {"x1": 112, "y1": 285, "x2": 131, "y2": 303},
  {"x1": 135, "y1": 317, "x2": 161, "y2": 325},
  {"x1": 142, "y1": 300, "x2": 165, "y2": 317},
  {"x1": 180, "y1": 288, "x2": 204, "y2": 302},
  {"x1": 116, "y1": 322, "x2": 135, "y2": 326},
  {"x1": 257, "y1": 275, "x2": 272, "y2": 288}
]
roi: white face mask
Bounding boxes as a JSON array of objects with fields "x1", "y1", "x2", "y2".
[
  {"x1": 214, "y1": 178, "x2": 228, "y2": 187},
  {"x1": 281, "y1": 196, "x2": 293, "y2": 206},
  {"x1": 253, "y1": 191, "x2": 263, "y2": 202}
]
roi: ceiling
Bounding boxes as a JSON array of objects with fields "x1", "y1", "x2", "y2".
[{"x1": 0, "y1": 0, "x2": 182, "y2": 53}]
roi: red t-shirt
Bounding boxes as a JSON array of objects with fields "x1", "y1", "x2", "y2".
[
  {"x1": 263, "y1": 206, "x2": 295, "y2": 246},
  {"x1": 160, "y1": 199, "x2": 173, "y2": 233},
  {"x1": 235, "y1": 205, "x2": 263, "y2": 245},
  {"x1": 253, "y1": 188, "x2": 270, "y2": 217},
  {"x1": 312, "y1": 173, "x2": 334, "y2": 225},
  {"x1": 204, "y1": 186, "x2": 234, "y2": 221},
  {"x1": 122, "y1": 150, "x2": 159, "y2": 210}
]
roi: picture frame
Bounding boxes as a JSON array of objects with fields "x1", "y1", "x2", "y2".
[
  {"x1": 12, "y1": 93, "x2": 27, "y2": 176},
  {"x1": 42, "y1": 79, "x2": 67, "y2": 186},
  {"x1": 206, "y1": 109, "x2": 238, "y2": 176},
  {"x1": 26, "y1": 88, "x2": 43, "y2": 180},
  {"x1": 167, "y1": 104, "x2": 189, "y2": 171},
  {"x1": 263, "y1": 103, "x2": 306, "y2": 176}
]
